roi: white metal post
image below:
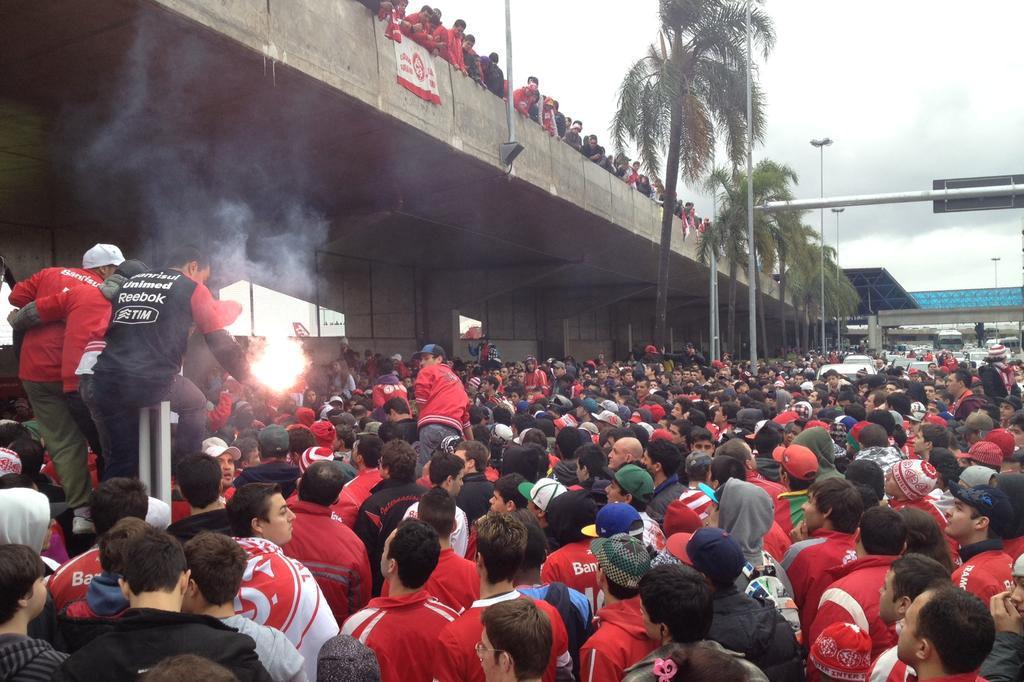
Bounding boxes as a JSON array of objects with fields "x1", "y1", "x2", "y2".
[{"x1": 745, "y1": 0, "x2": 757, "y2": 372}]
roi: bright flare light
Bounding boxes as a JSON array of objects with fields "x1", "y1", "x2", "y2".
[{"x1": 249, "y1": 337, "x2": 309, "y2": 394}]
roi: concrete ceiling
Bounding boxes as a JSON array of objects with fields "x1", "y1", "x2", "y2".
[{"x1": 0, "y1": 0, "x2": 755, "y2": 313}]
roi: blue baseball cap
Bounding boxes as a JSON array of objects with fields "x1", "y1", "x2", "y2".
[
  {"x1": 413, "y1": 344, "x2": 446, "y2": 359},
  {"x1": 581, "y1": 502, "x2": 642, "y2": 539},
  {"x1": 687, "y1": 527, "x2": 746, "y2": 584},
  {"x1": 948, "y1": 483, "x2": 1013, "y2": 538}
]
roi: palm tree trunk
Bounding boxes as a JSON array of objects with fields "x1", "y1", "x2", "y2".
[
  {"x1": 778, "y1": 255, "x2": 788, "y2": 350},
  {"x1": 758, "y1": 280, "x2": 769, "y2": 359},
  {"x1": 754, "y1": 250, "x2": 769, "y2": 358},
  {"x1": 653, "y1": 32, "x2": 686, "y2": 348},
  {"x1": 727, "y1": 260, "x2": 738, "y2": 354}
]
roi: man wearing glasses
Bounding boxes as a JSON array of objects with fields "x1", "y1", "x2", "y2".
[{"x1": 476, "y1": 599, "x2": 552, "y2": 682}]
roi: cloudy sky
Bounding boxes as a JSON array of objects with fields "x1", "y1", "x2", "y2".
[{"x1": 439, "y1": 0, "x2": 1024, "y2": 292}]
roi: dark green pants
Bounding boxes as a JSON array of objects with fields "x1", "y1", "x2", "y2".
[{"x1": 23, "y1": 380, "x2": 91, "y2": 508}]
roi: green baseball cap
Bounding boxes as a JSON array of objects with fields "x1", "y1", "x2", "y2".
[
  {"x1": 591, "y1": 533, "x2": 652, "y2": 589},
  {"x1": 613, "y1": 464, "x2": 654, "y2": 504}
]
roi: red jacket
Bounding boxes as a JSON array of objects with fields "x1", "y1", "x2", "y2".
[
  {"x1": 32, "y1": 280, "x2": 113, "y2": 392},
  {"x1": 952, "y1": 545, "x2": 1013, "y2": 604},
  {"x1": 807, "y1": 554, "x2": 900, "y2": 680},
  {"x1": 747, "y1": 470, "x2": 786, "y2": 500},
  {"x1": 781, "y1": 529, "x2": 858, "y2": 632},
  {"x1": 414, "y1": 364, "x2": 470, "y2": 433},
  {"x1": 579, "y1": 597, "x2": 658, "y2": 682},
  {"x1": 523, "y1": 368, "x2": 549, "y2": 396},
  {"x1": 372, "y1": 377, "x2": 409, "y2": 411},
  {"x1": 9, "y1": 267, "x2": 103, "y2": 383},
  {"x1": 335, "y1": 468, "x2": 382, "y2": 528},
  {"x1": 382, "y1": 547, "x2": 479, "y2": 613},
  {"x1": 434, "y1": 590, "x2": 569, "y2": 682},
  {"x1": 342, "y1": 591, "x2": 459, "y2": 682},
  {"x1": 207, "y1": 391, "x2": 233, "y2": 433},
  {"x1": 512, "y1": 86, "x2": 536, "y2": 117},
  {"x1": 282, "y1": 500, "x2": 372, "y2": 622},
  {"x1": 764, "y1": 521, "x2": 793, "y2": 563}
]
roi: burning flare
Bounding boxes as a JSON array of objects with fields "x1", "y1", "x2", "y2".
[{"x1": 249, "y1": 337, "x2": 309, "y2": 394}]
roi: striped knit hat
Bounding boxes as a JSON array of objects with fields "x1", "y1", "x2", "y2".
[{"x1": 299, "y1": 446, "x2": 334, "y2": 473}]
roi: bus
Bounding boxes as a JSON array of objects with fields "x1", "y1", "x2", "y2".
[
  {"x1": 935, "y1": 329, "x2": 964, "y2": 352},
  {"x1": 998, "y1": 337, "x2": 1021, "y2": 353}
]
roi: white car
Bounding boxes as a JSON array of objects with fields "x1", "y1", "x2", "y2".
[
  {"x1": 818, "y1": 363, "x2": 877, "y2": 381},
  {"x1": 843, "y1": 354, "x2": 873, "y2": 366}
]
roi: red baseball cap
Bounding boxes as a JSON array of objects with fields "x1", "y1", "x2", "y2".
[
  {"x1": 663, "y1": 501, "x2": 703, "y2": 536},
  {"x1": 985, "y1": 429, "x2": 1016, "y2": 461},
  {"x1": 849, "y1": 420, "x2": 871, "y2": 443},
  {"x1": 923, "y1": 415, "x2": 948, "y2": 427},
  {"x1": 644, "y1": 344, "x2": 658, "y2": 354},
  {"x1": 647, "y1": 404, "x2": 666, "y2": 423},
  {"x1": 960, "y1": 441, "x2": 1003, "y2": 468},
  {"x1": 650, "y1": 428, "x2": 674, "y2": 443},
  {"x1": 665, "y1": 532, "x2": 695, "y2": 565},
  {"x1": 773, "y1": 411, "x2": 799, "y2": 426},
  {"x1": 773, "y1": 444, "x2": 819, "y2": 480}
]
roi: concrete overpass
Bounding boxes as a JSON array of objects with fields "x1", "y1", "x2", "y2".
[
  {"x1": 875, "y1": 307, "x2": 1024, "y2": 327},
  {"x1": 1, "y1": 0, "x2": 795, "y2": 369}
]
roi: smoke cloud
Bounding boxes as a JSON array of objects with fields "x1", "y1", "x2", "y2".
[{"x1": 58, "y1": 7, "x2": 329, "y2": 301}]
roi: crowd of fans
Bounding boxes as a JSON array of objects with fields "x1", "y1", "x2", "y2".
[
  {"x1": 4, "y1": 240, "x2": 1024, "y2": 681},
  {"x1": 362, "y1": 0, "x2": 710, "y2": 235}
]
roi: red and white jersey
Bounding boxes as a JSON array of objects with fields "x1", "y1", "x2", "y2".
[
  {"x1": 868, "y1": 645, "x2": 912, "y2": 682},
  {"x1": 640, "y1": 512, "x2": 666, "y2": 552},
  {"x1": 234, "y1": 537, "x2": 339, "y2": 681},
  {"x1": 47, "y1": 547, "x2": 101, "y2": 611},
  {"x1": 678, "y1": 487, "x2": 715, "y2": 519},
  {"x1": 541, "y1": 539, "x2": 603, "y2": 614},
  {"x1": 342, "y1": 591, "x2": 459, "y2": 682}
]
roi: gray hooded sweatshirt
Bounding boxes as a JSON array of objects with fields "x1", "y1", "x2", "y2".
[{"x1": 718, "y1": 478, "x2": 795, "y2": 599}]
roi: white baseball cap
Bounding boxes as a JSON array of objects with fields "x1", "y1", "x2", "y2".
[
  {"x1": 519, "y1": 477, "x2": 566, "y2": 512},
  {"x1": 202, "y1": 436, "x2": 241, "y2": 461},
  {"x1": 82, "y1": 244, "x2": 125, "y2": 269}
]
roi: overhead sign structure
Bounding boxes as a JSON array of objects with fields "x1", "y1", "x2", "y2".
[{"x1": 933, "y1": 174, "x2": 1024, "y2": 213}]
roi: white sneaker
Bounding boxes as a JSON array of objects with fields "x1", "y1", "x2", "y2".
[{"x1": 72, "y1": 516, "x2": 96, "y2": 535}]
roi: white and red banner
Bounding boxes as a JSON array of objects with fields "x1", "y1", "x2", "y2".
[{"x1": 395, "y1": 39, "x2": 441, "y2": 105}]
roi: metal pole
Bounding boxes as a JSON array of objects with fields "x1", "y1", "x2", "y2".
[
  {"x1": 819, "y1": 145, "x2": 825, "y2": 354},
  {"x1": 992, "y1": 257, "x2": 1001, "y2": 287},
  {"x1": 760, "y1": 183, "x2": 1024, "y2": 212},
  {"x1": 833, "y1": 207, "x2": 844, "y2": 350},
  {"x1": 712, "y1": 244, "x2": 720, "y2": 360},
  {"x1": 745, "y1": 0, "x2": 758, "y2": 372},
  {"x1": 504, "y1": 0, "x2": 516, "y2": 144}
]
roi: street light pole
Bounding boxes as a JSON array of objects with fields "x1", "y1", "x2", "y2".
[
  {"x1": 832, "y1": 207, "x2": 845, "y2": 351},
  {"x1": 810, "y1": 137, "x2": 833, "y2": 354},
  {"x1": 992, "y1": 257, "x2": 1001, "y2": 287},
  {"x1": 745, "y1": 0, "x2": 758, "y2": 372},
  {"x1": 504, "y1": 0, "x2": 515, "y2": 144}
]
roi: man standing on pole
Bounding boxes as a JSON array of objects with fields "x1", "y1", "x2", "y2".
[
  {"x1": 412, "y1": 344, "x2": 471, "y2": 465},
  {"x1": 8, "y1": 243, "x2": 125, "y2": 534},
  {"x1": 91, "y1": 245, "x2": 254, "y2": 480}
]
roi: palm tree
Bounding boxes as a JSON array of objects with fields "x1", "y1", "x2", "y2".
[
  {"x1": 775, "y1": 217, "x2": 817, "y2": 350},
  {"x1": 701, "y1": 159, "x2": 798, "y2": 354},
  {"x1": 612, "y1": 0, "x2": 775, "y2": 347},
  {"x1": 786, "y1": 238, "x2": 859, "y2": 350}
]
